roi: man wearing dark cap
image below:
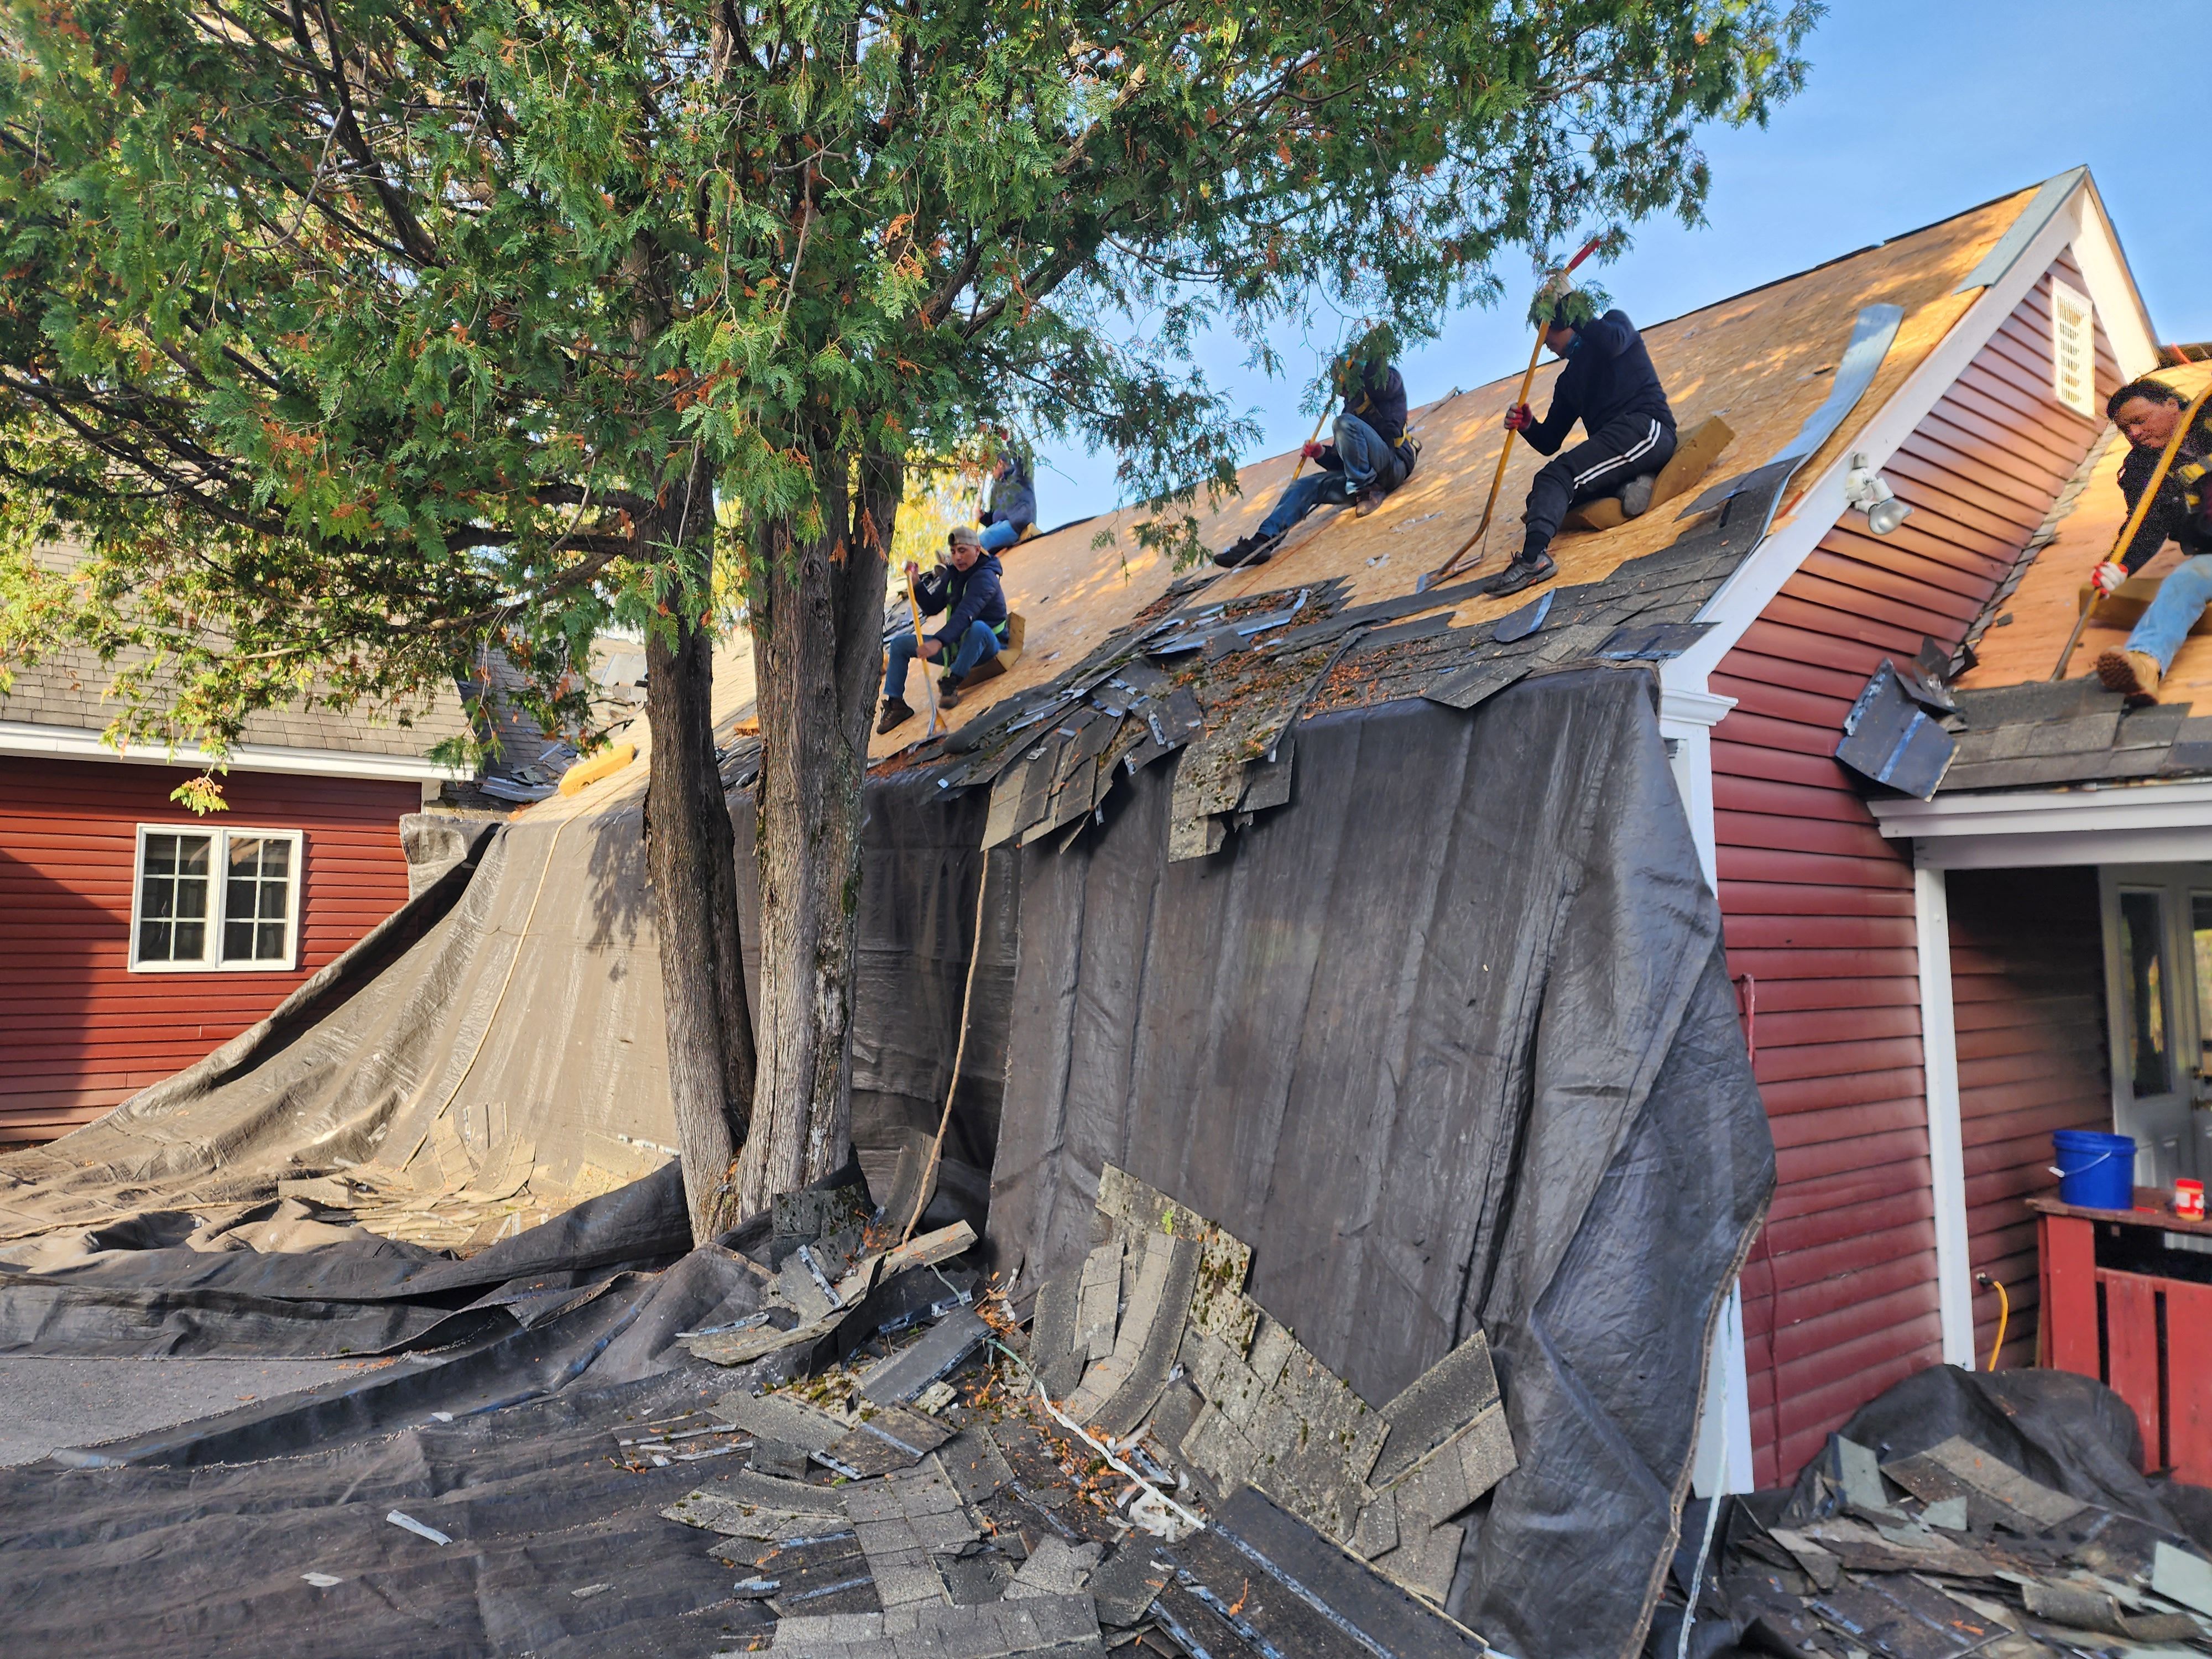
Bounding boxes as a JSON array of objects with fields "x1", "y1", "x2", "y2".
[
  {"x1": 2090, "y1": 377, "x2": 2212, "y2": 703},
  {"x1": 1213, "y1": 347, "x2": 1420, "y2": 568},
  {"x1": 1484, "y1": 288, "x2": 1677, "y2": 597}
]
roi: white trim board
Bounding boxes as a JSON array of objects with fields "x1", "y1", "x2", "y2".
[
  {"x1": 1873, "y1": 778, "x2": 2212, "y2": 869},
  {"x1": 2068, "y1": 175, "x2": 2161, "y2": 379},
  {"x1": 1913, "y1": 866, "x2": 1977, "y2": 1367},
  {"x1": 0, "y1": 719, "x2": 460, "y2": 783}
]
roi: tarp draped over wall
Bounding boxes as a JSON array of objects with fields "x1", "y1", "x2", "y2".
[
  {"x1": 990, "y1": 672, "x2": 1775, "y2": 1659},
  {"x1": 0, "y1": 668, "x2": 1771, "y2": 1659}
]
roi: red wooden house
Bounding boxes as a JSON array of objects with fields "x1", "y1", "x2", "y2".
[
  {"x1": 925, "y1": 166, "x2": 2168, "y2": 1491},
  {"x1": 0, "y1": 647, "x2": 465, "y2": 1143}
]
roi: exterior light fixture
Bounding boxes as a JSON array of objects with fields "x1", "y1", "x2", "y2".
[{"x1": 1844, "y1": 452, "x2": 1911, "y2": 536}]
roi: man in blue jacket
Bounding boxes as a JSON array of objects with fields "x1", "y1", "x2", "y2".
[
  {"x1": 977, "y1": 448, "x2": 1037, "y2": 551},
  {"x1": 1214, "y1": 349, "x2": 1420, "y2": 568},
  {"x1": 1485, "y1": 291, "x2": 1677, "y2": 597},
  {"x1": 880, "y1": 528, "x2": 1010, "y2": 732}
]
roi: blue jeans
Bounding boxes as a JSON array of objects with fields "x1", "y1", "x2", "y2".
[
  {"x1": 2125, "y1": 555, "x2": 2212, "y2": 672},
  {"x1": 977, "y1": 520, "x2": 1021, "y2": 551},
  {"x1": 1256, "y1": 413, "x2": 1393, "y2": 539},
  {"x1": 1331, "y1": 411, "x2": 1394, "y2": 491},
  {"x1": 885, "y1": 618, "x2": 1001, "y2": 697}
]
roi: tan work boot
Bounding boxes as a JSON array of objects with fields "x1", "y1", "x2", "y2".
[{"x1": 2096, "y1": 648, "x2": 2163, "y2": 703}]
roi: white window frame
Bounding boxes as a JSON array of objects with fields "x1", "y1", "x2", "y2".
[{"x1": 127, "y1": 825, "x2": 305, "y2": 973}]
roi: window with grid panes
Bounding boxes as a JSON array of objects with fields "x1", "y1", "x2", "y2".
[
  {"x1": 130, "y1": 826, "x2": 302, "y2": 971},
  {"x1": 136, "y1": 831, "x2": 213, "y2": 963},
  {"x1": 223, "y1": 836, "x2": 294, "y2": 963}
]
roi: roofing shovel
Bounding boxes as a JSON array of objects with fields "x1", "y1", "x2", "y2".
[
  {"x1": 2048, "y1": 382, "x2": 2212, "y2": 680},
  {"x1": 1417, "y1": 236, "x2": 1605, "y2": 594},
  {"x1": 905, "y1": 565, "x2": 945, "y2": 737}
]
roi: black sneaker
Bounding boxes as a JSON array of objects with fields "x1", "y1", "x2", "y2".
[
  {"x1": 877, "y1": 697, "x2": 915, "y2": 734},
  {"x1": 1478, "y1": 551, "x2": 1556, "y2": 598},
  {"x1": 1212, "y1": 534, "x2": 1261, "y2": 568}
]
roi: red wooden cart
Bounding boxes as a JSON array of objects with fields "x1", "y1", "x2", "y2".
[{"x1": 2033, "y1": 1189, "x2": 2212, "y2": 1482}]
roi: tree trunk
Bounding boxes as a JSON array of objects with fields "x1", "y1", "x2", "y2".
[
  {"x1": 734, "y1": 441, "x2": 899, "y2": 1214},
  {"x1": 644, "y1": 474, "x2": 758, "y2": 1244}
]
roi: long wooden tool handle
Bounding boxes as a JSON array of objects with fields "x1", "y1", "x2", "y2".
[
  {"x1": 1439, "y1": 332, "x2": 1547, "y2": 574},
  {"x1": 1428, "y1": 236, "x2": 1607, "y2": 585},
  {"x1": 1286, "y1": 403, "x2": 1331, "y2": 484},
  {"x1": 2048, "y1": 383, "x2": 2212, "y2": 681},
  {"x1": 905, "y1": 566, "x2": 944, "y2": 735}
]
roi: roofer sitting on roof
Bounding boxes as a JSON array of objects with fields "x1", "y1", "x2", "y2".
[
  {"x1": 880, "y1": 528, "x2": 1010, "y2": 733},
  {"x1": 1483, "y1": 286, "x2": 1677, "y2": 598},
  {"x1": 2090, "y1": 376, "x2": 2212, "y2": 704},
  {"x1": 974, "y1": 446, "x2": 1037, "y2": 552},
  {"x1": 1213, "y1": 346, "x2": 1419, "y2": 569}
]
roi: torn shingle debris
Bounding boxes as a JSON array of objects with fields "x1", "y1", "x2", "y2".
[
  {"x1": 1661, "y1": 1365, "x2": 2212, "y2": 1659},
  {"x1": 890, "y1": 443, "x2": 1793, "y2": 863},
  {"x1": 658, "y1": 1165, "x2": 1513, "y2": 1656}
]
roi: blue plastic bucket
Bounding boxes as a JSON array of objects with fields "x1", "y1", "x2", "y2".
[{"x1": 2053, "y1": 1129, "x2": 2136, "y2": 1211}]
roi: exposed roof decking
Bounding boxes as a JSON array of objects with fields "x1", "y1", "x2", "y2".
[
  {"x1": 868, "y1": 184, "x2": 2040, "y2": 765},
  {"x1": 1955, "y1": 364, "x2": 2212, "y2": 698}
]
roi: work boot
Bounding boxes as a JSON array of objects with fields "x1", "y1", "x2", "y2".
[
  {"x1": 1478, "y1": 550, "x2": 1557, "y2": 598},
  {"x1": 938, "y1": 685, "x2": 962, "y2": 710},
  {"x1": 1355, "y1": 490, "x2": 1381, "y2": 518},
  {"x1": 1213, "y1": 533, "x2": 1264, "y2": 568},
  {"x1": 937, "y1": 673, "x2": 958, "y2": 697},
  {"x1": 2096, "y1": 648, "x2": 2163, "y2": 703},
  {"x1": 877, "y1": 696, "x2": 915, "y2": 734}
]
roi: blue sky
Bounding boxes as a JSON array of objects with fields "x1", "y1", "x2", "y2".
[{"x1": 1028, "y1": 0, "x2": 2210, "y2": 529}]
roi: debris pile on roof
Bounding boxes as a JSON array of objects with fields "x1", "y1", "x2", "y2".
[
  {"x1": 1942, "y1": 679, "x2": 2212, "y2": 791},
  {"x1": 1670, "y1": 1428, "x2": 2212, "y2": 1657},
  {"x1": 888, "y1": 453, "x2": 1789, "y2": 862},
  {"x1": 657, "y1": 1166, "x2": 1512, "y2": 1656}
]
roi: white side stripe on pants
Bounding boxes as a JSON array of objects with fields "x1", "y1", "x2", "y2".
[{"x1": 1571, "y1": 418, "x2": 1665, "y2": 488}]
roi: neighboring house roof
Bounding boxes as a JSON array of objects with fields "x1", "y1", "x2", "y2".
[
  {"x1": 463, "y1": 635, "x2": 646, "y2": 779},
  {"x1": 870, "y1": 176, "x2": 2131, "y2": 857},
  {"x1": 1, "y1": 643, "x2": 469, "y2": 785},
  {"x1": 1937, "y1": 362, "x2": 2212, "y2": 791}
]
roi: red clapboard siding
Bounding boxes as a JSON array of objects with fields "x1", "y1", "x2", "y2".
[
  {"x1": 0, "y1": 754, "x2": 419, "y2": 1141},
  {"x1": 1940, "y1": 867, "x2": 2110, "y2": 1370},
  {"x1": 1717, "y1": 252, "x2": 2115, "y2": 1486}
]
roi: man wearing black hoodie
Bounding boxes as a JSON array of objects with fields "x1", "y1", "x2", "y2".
[
  {"x1": 1485, "y1": 290, "x2": 1677, "y2": 596},
  {"x1": 1213, "y1": 350, "x2": 1420, "y2": 568},
  {"x1": 880, "y1": 526, "x2": 1011, "y2": 732}
]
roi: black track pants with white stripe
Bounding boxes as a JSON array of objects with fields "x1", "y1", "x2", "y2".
[{"x1": 1520, "y1": 412, "x2": 1676, "y2": 558}]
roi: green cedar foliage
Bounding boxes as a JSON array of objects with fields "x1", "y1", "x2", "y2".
[{"x1": 0, "y1": 0, "x2": 1813, "y2": 764}]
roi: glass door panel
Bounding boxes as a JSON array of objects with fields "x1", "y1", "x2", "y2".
[{"x1": 2104, "y1": 868, "x2": 2212, "y2": 1187}]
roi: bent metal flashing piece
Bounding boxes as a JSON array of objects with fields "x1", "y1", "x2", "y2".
[{"x1": 1677, "y1": 302, "x2": 1905, "y2": 533}]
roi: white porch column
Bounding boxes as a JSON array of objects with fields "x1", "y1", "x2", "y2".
[
  {"x1": 1914, "y1": 861, "x2": 1977, "y2": 1367},
  {"x1": 1662, "y1": 678, "x2": 1755, "y2": 1493}
]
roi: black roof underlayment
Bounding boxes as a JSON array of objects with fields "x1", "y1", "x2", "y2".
[
  {"x1": 0, "y1": 473, "x2": 1797, "y2": 1656},
  {"x1": 0, "y1": 670, "x2": 1771, "y2": 1659}
]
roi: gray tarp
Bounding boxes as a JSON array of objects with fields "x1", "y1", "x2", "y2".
[
  {"x1": 990, "y1": 670, "x2": 1774, "y2": 1659},
  {"x1": 0, "y1": 775, "x2": 1010, "y2": 1263},
  {"x1": 0, "y1": 667, "x2": 1770, "y2": 1659}
]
